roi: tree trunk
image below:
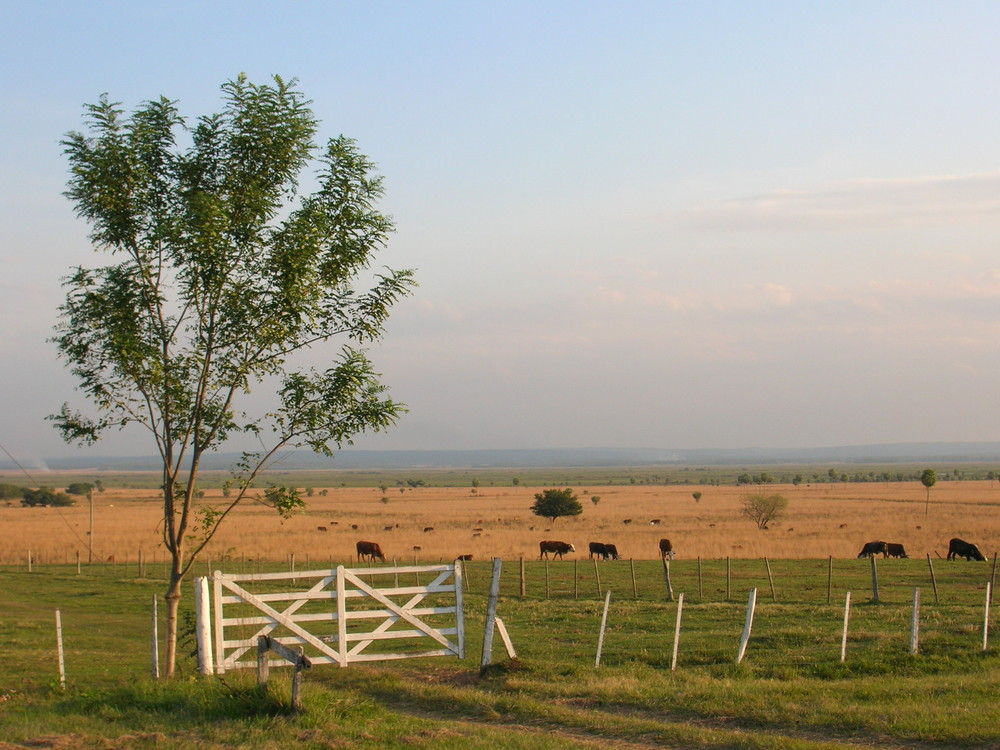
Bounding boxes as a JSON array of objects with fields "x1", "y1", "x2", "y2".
[{"x1": 164, "y1": 563, "x2": 184, "y2": 677}]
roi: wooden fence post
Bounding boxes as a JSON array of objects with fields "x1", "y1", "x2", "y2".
[
  {"x1": 671, "y1": 592, "x2": 684, "y2": 671},
  {"x1": 991, "y1": 555, "x2": 998, "y2": 606},
  {"x1": 480, "y1": 558, "x2": 503, "y2": 675},
  {"x1": 840, "y1": 591, "x2": 852, "y2": 662},
  {"x1": 826, "y1": 555, "x2": 833, "y2": 605},
  {"x1": 926, "y1": 554, "x2": 939, "y2": 604},
  {"x1": 519, "y1": 557, "x2": 526, "y2": 597},
  {"x1": 629, "y1": 558, "x2": 637, "y2": 599},
  {"x1": 869, "y1": 556, "x2": 880, "y2": 603},
  {"x1": 910, "y1": 588, "x2": 921, "y2": 655},
  {"x1": 593, "y1": 558, "x2": 602, "y2": 597},
  {"x1": 574, "y1": 559, "x2": 579, "y2": 599},
  {"x1": 194, "y1": 576, "x2": 214, "y2": 676},
  {"x1": 726, "y1": 557, "x2": 731, "y2": 601},
  {"x1": 764, "y1": 557, "x2": 776, "y2": 601},
  {"x1": 984, "y1": 582, "x2": 992, "y2": 653},
  {"x1": 736, "y1": 588, "x2": 757, "y2": 664},
  {"x1": 544, "y1": 559, "x2": 549, "y2": 600},
  {"x1": 76, "y1": 550, "x2": 81, "y2": 576},
  {"x1": 595, "y1": 590, "x2": 612, "y2": 667},
  {"x1": 661, "y1": 556, "x2": 674, "y2": 602},
  {"x1": 55, "y1": 609, "x2": 66, "y2": 690},
  {"x1": 151, "y1": 594, "x2": 160, "y2": 679},
  {"x1": 697, "y1": 556, "x2": 703, "y2": 599}
]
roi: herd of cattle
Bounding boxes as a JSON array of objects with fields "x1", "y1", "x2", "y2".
[
  {"x1": 354, "y1": 537, "x2": 988, "y2": 564},
  {"x1": 856, "y1": 537, "x2": 988, "y2": 561}
]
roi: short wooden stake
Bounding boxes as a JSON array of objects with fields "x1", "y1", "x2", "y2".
[
  {"x1": 736, "y1": 588, "x2": 757, "y2": 664},
  {"x1": 826, "y1": 555, "x2": 833, "y2": 605},
  {"x1": 629, "y1": 558, "x2": 637, "y2": 599},
  {"x1": 480, "y1": 557, "x2": 503, "y2": 675},
  {"x1": 764, "y1": 557, "x2": 776, "y2": 601},
  {"x1": 151, "y1": 595, "x2": 160, "y2": 679},
  {"x1": 55, "y1": 609, "x2": 66, "y2": 689},
  {"x1": 519, "y1": 557, "x2": 526, "y2": 597},
  {"x1": 593, "y1": 558, "x2": 602, "y2": 597},
  {"x1": 671, "y1": 592, "x2": 684, "y2": 671},
  {"x1": 76, "y1": 550, "x2": 81, "y2": 575},
  {"x1": 595, "y1": 590, "x2": 612, "y2": 667},
  {"x1": 840, "y1": 591, "x2": 851, "y2": 662},
  {"x1": 869, "y1": 555, "x2": 880, "y2": 603},
  {"x1": 910, "y1": 588, "x2": 920, "y2": 655},
  {"x1": 984, "y1": 582, "x2": 992, "y2": 652},
  {"x1": 495, "y1": 616, "x2": 517, "y2": 658},
  {"x1": 926, "y1": 554, "x2": 939, "y2": 604}
]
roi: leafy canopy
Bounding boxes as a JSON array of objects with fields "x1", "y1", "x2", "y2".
[
  {"x1": 739, "y1": 493, "x2": 788, "y2": 530},
  {"x1": 531, "y1": 487, "x2": 583, "y2": 522}
]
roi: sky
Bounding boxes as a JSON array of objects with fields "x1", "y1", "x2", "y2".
[{"x1": 4, "y1": 1, "x2": 1000, "y2": 461}]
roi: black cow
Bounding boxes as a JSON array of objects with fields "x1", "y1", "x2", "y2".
[
  {"x1": 356, "y1": 540, "x2": 386, "y2": 562},
  {"x1": 885, "y1": 543, "x2": 908, "y2": 559},
  {"x1": 539, "y1": 540, "x2": 575, "y2": 560},
  {"x1": 948, "y1": 537, "x2": 987, "y2": 561},
  {"x1": 604, "y1": 543, "x2": 620, "y2": 560},
  {"x1": 589, "y1": 542, "x2": 609, "y2": 560},
  {"x1": 857, "y1": 541, "x2": 887, "y2": 559},
  {"x1": 659, "y1": 538, "x2": 674, "y2": 560}
]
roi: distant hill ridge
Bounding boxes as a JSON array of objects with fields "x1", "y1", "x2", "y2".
[{"x1": 5, "y1": 442, "x2": 1000, "y2": 472}]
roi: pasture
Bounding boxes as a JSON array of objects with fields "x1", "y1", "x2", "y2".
[{"x1": 4, "y1": 476, "x2": 1000, "y2": 747}]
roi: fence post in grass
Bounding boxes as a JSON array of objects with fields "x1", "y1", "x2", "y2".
[
  {"x1": 480, "y1": 557, "x2": 503, "y2": 676},
  {"x1": 736, "y1": 588, "x2": 757, "y2": 664},
  {"x1": 595, "y1": 590, "x2": 612, "y2": 667},
  {"x1": 827, "y1": 556, "x2": 833, "y2": 605},
  {"x1": 869, "y1": 555, "x2": 880, "y2": 603},
  {"x1": 926, "y1": 554, "x2": 939, "y2": 604},
  {"x1": 544, "y1": 559, "x2": 549, "y2": 600},
  {"x1": 593, "y1": 558, "x2": 602, "y2": 597},
  {"x1": 257, "y1": 635, "x2": 270, "y2": 686},
  {"x1": 151, "y1": 594, "x2": 160, "y2": 679},
  {"x1": 698, "y1": 556, "x2": 703, "y2": 599},
  {"x1": 194, "y1": 576, "x2": 214, "y2": 676},
  {"x1": 661, "y1": 556, "x2": 674, "y2": 602},
  {"x1": 764, "y1": 557, "x2": 776, "y2": 601},
  {"x1": 28, "y1": 550, "x2": 32, "y2": 573},
  {"x1": 519, "y1": 557, "x2": 526, "y2": 597},
  {"x1": 76, "y1": 550, "x2": 81, "y2": 576},
  {"x1": 574, "y1": 558, "x2": 579, "y2": 599},
  {"x1": 984, "y1": 582, "x2": 992, "y2": 652},
  {"x1": 671, "y1": 592, "x2": 685, "y2": 671},
  {"x1": 630, "y1": 558, "x2": 637, "y2": 599},
  {"x1": 840, "y1": 591, "x2": 851, "y2": 662},
  {"x1": 910, "y1": 588, "x2": 921, "y2": 655},
  {"x1": 991, "y1": 555, "x2": 998, "y2": 606},
  {"x1": 726, "y1": 557, "x2": 731, "y2": 601},
  {"x1": 55, "y1": 609, "x2": 66, "y2": 690}
]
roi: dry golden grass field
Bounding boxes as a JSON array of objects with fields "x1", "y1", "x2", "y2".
[{"x1": 3, "y1": 477, "x2": 999, "y2": 566}]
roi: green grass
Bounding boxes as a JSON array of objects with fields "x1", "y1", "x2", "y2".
[{"x1": 3, "y1": 560, "x2": 1000, "y2": 748}]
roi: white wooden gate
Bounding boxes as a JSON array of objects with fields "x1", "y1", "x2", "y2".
[{"x1": 199, "y1": 563, "x2": 464, "y2": 673}]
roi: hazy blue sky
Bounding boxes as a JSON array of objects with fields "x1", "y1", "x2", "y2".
[{"x1": 4, "y1": 2, "x2": 1000, "y2": 461}]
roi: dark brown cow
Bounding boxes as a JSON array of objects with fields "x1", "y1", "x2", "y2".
[
  {"x1": 457, "y1": 554, "x2": 473, "y2": 561},
  {"x1": 885, "y1": 543, "x2": 908, "y2": 558},
  {"x1": 589, "y1": 542, "x2": 609, "y2": 560},
  {"x1": 356, "y1": 540, "x2": 385, "y2": 562},
  {"x1": 857, "y1": 541, "x2": 887, "y2": 559},
  {"x1": 316, "y1": 526, "x2": 328, "y2": 532},
  {"x1": 948, "y1": 538, "x2": 987, "y2": 561},
  {"x1": 539, "y1": 540, "x2": 575, "y2": 560},
  {"x1": 604, "y1": 543, "x2": 620, "y2": 560},
  {"x1": 659, "y1": 538, "x2": 674, "y2": 560}
]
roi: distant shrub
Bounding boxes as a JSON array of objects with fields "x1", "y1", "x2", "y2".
[
  {"x1": 22, "y1": 487, "x2": 75, "y2": 507},
  {"x1": 66, "y1": 482, "x2": 93, "y2": 496},
  {"x1": 0, "y1": 483, "x2": 25, "y2": 500}
]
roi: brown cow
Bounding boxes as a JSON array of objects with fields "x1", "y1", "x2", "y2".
[
  {"x1": 885, "y1": 542, "x2": 908, "y2": 559},
  {"x1": 356, "y1": 540, "x2": 385, "y2": 562},
  {"x1": 539, "y1": 540, "x2": 575, "y2": 560},
  {"x1": 857, "y1": 541, "x2": 887, "y2": 559},
  {"x1": 659, "y1": 538, "x2": 674, "y2": 560},
  {"x1": 457, "y1": 554, "x2": 473, "y2": 561}
]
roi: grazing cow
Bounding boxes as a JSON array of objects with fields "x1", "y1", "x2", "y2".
[
  {"x1": 351, "y1": 524, "x2": 359, "y2": 530},
  {"x1": 604, "y1": 543, "x2": 620, "y2": 560},
  {"x1": 316, "y1": 526, "x2": 328, "y2": 532},
  {"x1": 412, "y1": 545, "x2": 422, "y2": 552},
  {"x1": 622, "y1": 519, "x2": 632, "y2": 525},
  {"x1": 383, "y1": 525, "x2": 394, "y2": 531},
  {"x1": 423, "y1": 527, "x2": 435, "y2": 533},
  {"x1": 658, "y1": 538, "x2": 674, "y2": 560},
  {"x1": 539, "y1": 540, "x2": 575, "y2": 560},
  {"x1": 857, "y1": 541, "x2": 888, "y2": 559},
  {"x1": 589, "y1": 542, "x2": 609, "y2": 560},
  {"x1": 473, "y1": 527, "x2": 484, "y2": 532},
  {"x1": 948, "y1": 537, "x2": 987, "y2": 561},
  {"x1": 650, "y1": 519, "x2": 661, "y2": 526},
  {"x1": 885, "y1": 543, "x2": 908, "y2": 559},
  {"x1": 457, "y1": 554, "x2": 473, "y2": 561},
  {"x1": 356, "y1": 540, "x2": 385, "y2": 562}
]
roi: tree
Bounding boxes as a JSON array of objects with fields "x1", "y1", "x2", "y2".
[
  {"x1": 531, "y1": 488, "x2": 583, "y2": 523},
  {"x1": 739, "y1": 493, "x2": 788, "y2": 530},
  {"x1": 692, "y1": 491, "x2": 702, "y2": 502},
  {"x1": 920, "y1": 469, "x2": 937, "y2": 516},
  {"x1": 52, "y1": 76, "x2": 414, "y2": 677},
  {"x1": 22, "y1": 487, "x2": 75, "y2": 507},
  {"x1": 65, "y1": 482, "x2": 93, "y2": 496}
]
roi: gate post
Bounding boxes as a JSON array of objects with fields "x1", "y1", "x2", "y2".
[{"x1": 194, "y1": 576, "x2": 214, "y2": 676}]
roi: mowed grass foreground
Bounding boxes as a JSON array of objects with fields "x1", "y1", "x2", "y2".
[{"x1": 3, "y1": 556, "x2": 1000, "y2": 749}]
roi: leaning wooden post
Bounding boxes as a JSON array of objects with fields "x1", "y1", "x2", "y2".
[
  {"x1": 926, "y1": 554, "x2": 939, "y2": 604},
  {"x1": 764, "y1": 557, "x2": 776, "y2": 601},
  {"x1": 55, "y1": 609, "x2": 66, "y2": 690},
  {"x1": 826, "y1": 555, "x2": 833, "y2": 605},
  {"x1": 593, "y1": 558, "x2": 602, "y2": 597},
  {"x1": 736, "y1": 588, "x2": 757, "y2": 664},
  {"x1": 670, "y1": 592, "x2": 685, "y2": 671},
  {"x1": 661, "y1": 556, "x2": 674, "y2": 602},
  {"x1": 869, "y1": 555, "x2": 880, "y2": 603},
  {"x1": 519, "y1": 557, "x2": 526, "y2": 597},
  {"x1": 984, "y1": 582, "x2": 992, "y2": 652},
  {"x1": 194, "y1": 576, "x2": 214, "y2": 676},
  {"x1": 629, "y1": 558, "x2": 637, "y2": 599},
  {"x1": 840, "y1": 591, "x2": 852, "y2": 661},
  {"x1": 151, "y1": 594, "x2": 160, "y2": 679},
  {"x1": 480, "y1": 557, "x2": 503, "y2": 676},
  {"x1": 595, "y1": 590, "x2": 612, "y2": 667},
  {"x1": 910, "y1": 588, "x2": 921, "y2": 655}
]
